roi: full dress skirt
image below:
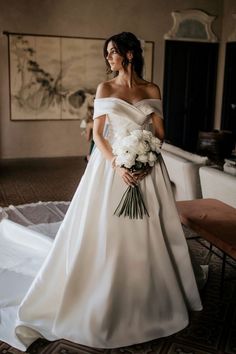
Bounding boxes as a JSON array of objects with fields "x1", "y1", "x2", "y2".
[{"x1": 0, "y1": 98, "x2": 202, "y2": 351}]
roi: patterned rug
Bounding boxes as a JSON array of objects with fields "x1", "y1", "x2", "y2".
[
  {"x1": 0, "y1": 202, "x2": 235, "y2": 354},
  {"x1": 0, "y1": 157, "x2": 86, "y2": 207}
]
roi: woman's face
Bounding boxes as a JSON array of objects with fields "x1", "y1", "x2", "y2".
[{"x1": 106, "y1": 41, "x2": 123, "y2": 72}]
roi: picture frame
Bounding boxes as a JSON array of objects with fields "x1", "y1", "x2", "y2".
[{"x1": 7, "y1": 33, "x2": 154, "y2": 121}]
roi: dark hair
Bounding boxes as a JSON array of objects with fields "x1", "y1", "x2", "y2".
[{"x1": 103, "y1": 32, "x2": 144, "y2": 78}]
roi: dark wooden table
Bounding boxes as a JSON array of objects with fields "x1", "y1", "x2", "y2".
[{"x1": 176, "y1": 198, "x2": 236, "y2": 290}]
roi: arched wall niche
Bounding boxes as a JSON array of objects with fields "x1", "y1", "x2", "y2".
[{"x1": 164, "y1": 9, "x2": 218, "y2": 42}]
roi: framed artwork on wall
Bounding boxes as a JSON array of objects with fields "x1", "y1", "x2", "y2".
[{"x1": 7, "y1": 33, "x2": 154, "y2": 121}]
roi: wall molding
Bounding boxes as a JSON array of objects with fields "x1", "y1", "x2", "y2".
[{"x1": 164, "y1": 9, "x2": 218, "y2": 42}]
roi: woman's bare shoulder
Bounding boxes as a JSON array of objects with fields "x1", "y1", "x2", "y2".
[
  {"x1": 144, "y1": 82, "x2": 162, "y2": 99},
  {"x1": 95, "y1": 80, "x2": 115, "y2": 99}
]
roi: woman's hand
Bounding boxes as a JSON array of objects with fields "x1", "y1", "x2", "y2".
[
  {"x1": 116, "y1": 167, "x2": 138, "y2": 187},
  {"x1": 132, "y1": 165, "x2": 152, "y2": 182}
]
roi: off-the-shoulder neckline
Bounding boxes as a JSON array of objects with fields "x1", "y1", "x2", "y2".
[{"x1": 94, "y1": 97, "x2": 161, "y2": 106}]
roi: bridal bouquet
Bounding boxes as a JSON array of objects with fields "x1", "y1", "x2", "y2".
[{"x1": 112, "y1": 129, "x2": 162, "y2": 219}]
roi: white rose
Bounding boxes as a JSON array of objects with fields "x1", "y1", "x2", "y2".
[
  {"x1": 112, "y1": 140, "x2": 127, "y2": 155},
  {"x1": 116, "y1": 151, "x2": 136, "y2": 169},
  {"x1": 120, "y1": 135, "x2": 139, "y2": 153},
  {"x1": 148, "y1": 151, "x2": 158, "y2": 166},
  {"x1": 150, "y1": 136, "x2": 162, "y2": 152},
  {"x1": 142, "y1": 130, "x2": 153, "y2": 142},
  {"x1": 137, "y1": 141, "x2": 150, "y2": 155},
  {"x1": 136, "y1": 154, "x2": 149, "y2": 163},
  {"x1": 131, "y1": 129, "x2": 143, "y2": 139}
]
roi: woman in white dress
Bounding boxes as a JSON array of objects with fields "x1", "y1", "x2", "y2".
[{"x1": 0, "y1": 32, "x2": 202, "y2": 351}]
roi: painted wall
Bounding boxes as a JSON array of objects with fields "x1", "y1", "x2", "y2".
[{"x1": 0, "y1": 0, "x2": 226, "y2": 158}]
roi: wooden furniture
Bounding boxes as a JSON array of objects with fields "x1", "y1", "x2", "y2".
[{"x1": 176, "y1": 198, "x2": 236, "y2": 291}]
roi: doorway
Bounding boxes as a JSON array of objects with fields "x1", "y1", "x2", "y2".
[
  {"x1": 221, "y1": 42, "x2": 236, "y2": 144},
  {"x1": 163, "y1": 40, "x2": 218, "y2": 152}
]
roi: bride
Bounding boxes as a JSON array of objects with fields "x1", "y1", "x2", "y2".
[{"x1": 0, "y1": 32, "x2": 202, "y2": 351}]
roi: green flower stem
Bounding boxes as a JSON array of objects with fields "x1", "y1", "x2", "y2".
[{"x1": 114, "y1": 185, "x2": 149, "y2": 219}]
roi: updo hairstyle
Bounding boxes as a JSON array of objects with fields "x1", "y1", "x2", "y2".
[{"x1": 103, "y1": 32, "x2": 144, "y2": 78}]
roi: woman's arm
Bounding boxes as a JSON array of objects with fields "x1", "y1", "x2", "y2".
[
  {"x1": 93, "y1": 82, "x2": 114, "y2": 161},
  {"x1": 151, "y1": 114, "x2": 165, "y2": 142},
  {"x1": 145, "y1": 83, "x2": 165, "y2": 142},
  {"x1": 93, "y1": 116, "x2": 113, "y2": 161},
  {"x1": 93, "y1": 83, "x2": 137, "y2": 186},
  {"x1": 93, "y1": 117, "x2": 137, "y2": 186}
]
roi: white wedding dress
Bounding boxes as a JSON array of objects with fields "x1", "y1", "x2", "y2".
[{"x1": 0, "y1": 97, "x2": 202, "y2": 351}]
